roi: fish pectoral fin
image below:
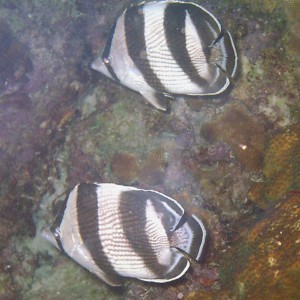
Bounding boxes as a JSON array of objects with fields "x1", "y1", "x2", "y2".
[{"x1": 140, "y1": 91, "x2": 172, "y2": 111}]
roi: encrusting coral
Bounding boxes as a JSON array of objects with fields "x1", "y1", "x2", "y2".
[
  {"x1": 248, "y1": 123, "x2": 300, "y2": 207},
  {"x1": 214, "y1": 193, "x2": 300, "y2": 300}
]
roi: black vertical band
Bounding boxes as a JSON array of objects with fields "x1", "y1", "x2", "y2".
[
  {"x1": 124, "y1": 5, "x2": 166, "y2": 92},
  {"x1": 76, "y1": 183, "x2": 122, "y2": 285},
  {"x1": 164, "y1": 4, "x2": 208, "y2": 87},
  {"x1": 119, "y1": 190, "x2": 167, "y2": 276}
]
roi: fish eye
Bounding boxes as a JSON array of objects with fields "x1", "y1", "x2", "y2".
[{"x1": 103, "y1": 56, "x2": 112, "y2": 65}]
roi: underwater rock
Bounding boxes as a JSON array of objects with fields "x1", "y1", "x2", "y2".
[
  {"x1": 197, "y1": 141, "x2": 233, "y2": 165},
  {"x1": 201, "y1": 104, "x2": 267, "y2": 171},
  {"x1": 284, "y1": 1, "x2": 300, "y2": 63},
  {"x1": 220, "y1": 193, "x2": 300, "y2": 299},
  {"x1": 0, "y1": 271, "x2": 17, "y2": 300},
  {"x1": 0, "y1": 105, "x2": 38, "y2": 182},
  {"x1": 0, "y1": 217, "x2": 15, "y2": 252},
  {"x1": 0, "y1": 22, "x2": 32, "y2": 97},
  {"x1": 235, "y1": 0, "x2": 299, "y2": 64},
  {"x1": 197, "y1": 164, "x2": 251, "y2": 220},
  {"x1": 225, "y1": 0, "x2": 299, "y2": 131},
  {"x1": 248, "y1": 124, "x2": 300, "y2": 207}
]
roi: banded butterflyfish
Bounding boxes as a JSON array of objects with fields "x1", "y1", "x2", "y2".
[
  {"x1": 44, "y1": 183, "x2": 206, "y2": 286},
  {"x1": 91, "y1": 0, "x2": 238, "y2": 110}
]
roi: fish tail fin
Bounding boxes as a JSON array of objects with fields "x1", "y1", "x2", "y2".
[
  {"x1": 211, "y1": 31, "x2": 238, "y2": 78},
  {"x1": 170, "y1": 214, "x2": 206, "y2": 261}
]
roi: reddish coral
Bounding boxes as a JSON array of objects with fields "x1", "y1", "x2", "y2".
[
  {"x1": 201, "y1": 104, "x2": 267, "y2": 171},
  {"x1": 186, "y1": 290, "x2": 214, "y2": 300},
  {"x1": 110, "y1": 152, "x2": 138, "y2": 183}
]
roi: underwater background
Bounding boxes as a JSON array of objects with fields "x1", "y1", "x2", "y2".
[{"x1": 0, "y1": 0, "x2": 299, "y2": 299}]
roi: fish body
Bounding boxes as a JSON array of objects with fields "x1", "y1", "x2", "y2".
[
  {"x1": 92, "y1": 0, "x2": 238, "y2": 110},
  {"x1": 45, "y1": 183, "x2": 206, "y2": 286}
]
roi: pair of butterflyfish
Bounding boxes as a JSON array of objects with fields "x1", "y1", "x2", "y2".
[
  {"x1": 45, "y1": 0, "x2": 238, "y2": 285},
  {"x1": 91, "y1": 0, "x2": 238, "y2": 110},
  {"x1": 45, "y1": 183, "x2": 206, "y2": 286}
]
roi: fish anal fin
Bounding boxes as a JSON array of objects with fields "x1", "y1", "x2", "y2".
[
  {"x1": 139, "y1": 249, "x2": 190, "y2": 283},
  {"x1": 205, "y1": 64, "x2": 231, "y2": 95},
  {"x1": 70, "y1": 242, "x2": 123, "y2": 287},
  {"x1": 140, "y1": 91, "x2": 172, "y2": 111},
  {"x1": 93, "y1": 270, "x2": 123, "y2": 287}
]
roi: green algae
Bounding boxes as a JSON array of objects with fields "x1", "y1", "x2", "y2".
[
  {"x1": 82, "y1": 90, "x2": 163, "y2": 162},
  {"x1": 219, "y1": 242, "x2": 252, "y2": 287},
  {"x1": 0, "y1": 272, "x2": 16, "y2": 300},
  {"x1": 262, "y1": 94, "x2": 291, "y2": 127},
  {"x1": 24, "y1": 256, "x2": 121, "y2": 300}
]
